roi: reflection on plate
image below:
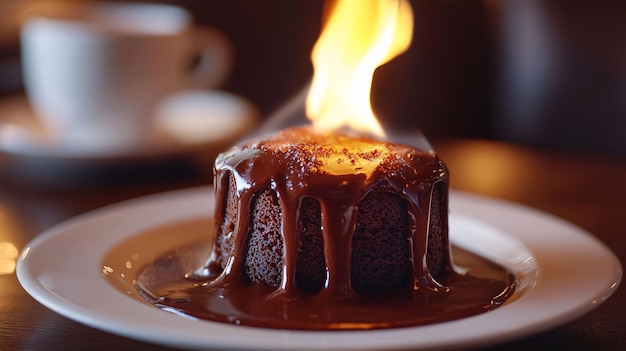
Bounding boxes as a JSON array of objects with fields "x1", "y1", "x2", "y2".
[
  {"x1": 16, "y1": 188, "x2": 622, "y2": 350},
  {"x1": 0, "y1": 91, "x2": 258, "y2": 160}
]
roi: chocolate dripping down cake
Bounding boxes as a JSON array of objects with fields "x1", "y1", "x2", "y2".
[
  {"x1": 202, "y1": 125, "x2": 451, "y2": 296},
  {"x1": 136, "y1": 124, "x2": 516, "y2": 330}
]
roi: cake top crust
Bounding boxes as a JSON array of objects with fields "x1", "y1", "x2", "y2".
[{"x1": 216, "y1": 126, "x2": 445, "y2": 193}]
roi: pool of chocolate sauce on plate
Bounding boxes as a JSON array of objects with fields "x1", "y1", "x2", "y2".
[{"x1": 136, "y1": 223, "x2": 516, "y2": 330}]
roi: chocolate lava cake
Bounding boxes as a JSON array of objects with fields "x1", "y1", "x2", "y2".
[{"x1": 206, "y1": 126, "x2": 450, "y2": 296}]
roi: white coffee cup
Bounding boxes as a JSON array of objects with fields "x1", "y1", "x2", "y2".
[{"x1": 21, "y1": 2, "x2": 233, "y2": 153}]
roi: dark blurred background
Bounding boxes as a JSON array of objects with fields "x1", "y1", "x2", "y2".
[{"x1": 1, "y1": 0, "x2": 625, "y2": 155}]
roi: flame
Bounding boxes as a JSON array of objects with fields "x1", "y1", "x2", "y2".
[{"x1": 306, "y1": 0, "x2": 414, "y2": 137}]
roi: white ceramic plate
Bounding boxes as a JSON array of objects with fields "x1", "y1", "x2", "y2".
[{"x1": 16, "y1": 187, "x2": 622, "y2": 350}]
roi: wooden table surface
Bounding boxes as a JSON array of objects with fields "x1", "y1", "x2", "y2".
[{"x1": 0, "y1": 138, "x2": 624, "y2": 350}]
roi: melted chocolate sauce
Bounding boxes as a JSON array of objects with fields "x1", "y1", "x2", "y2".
[
  {"x1": 137, "y1": 238, "x2": 515, "y2": 330},
  {"x1": 136, "y1": 127, "x2": 516, "y2": 330}
]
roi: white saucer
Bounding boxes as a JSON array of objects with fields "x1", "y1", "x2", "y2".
[
  {"x1": 0, "y1": 90, "x2": 258, "y2": 160},
  {"x1": 16, "y1": 188, "x2": 622, "y2": 350}
]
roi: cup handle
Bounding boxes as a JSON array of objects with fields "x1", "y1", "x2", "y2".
[{"x1": 187, "y1": 26, "x2": 233, "y2": 89}]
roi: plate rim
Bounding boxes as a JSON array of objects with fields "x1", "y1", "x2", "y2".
[{"x1": 16, "y1": 187, "x2": 623, "y2": 350}]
